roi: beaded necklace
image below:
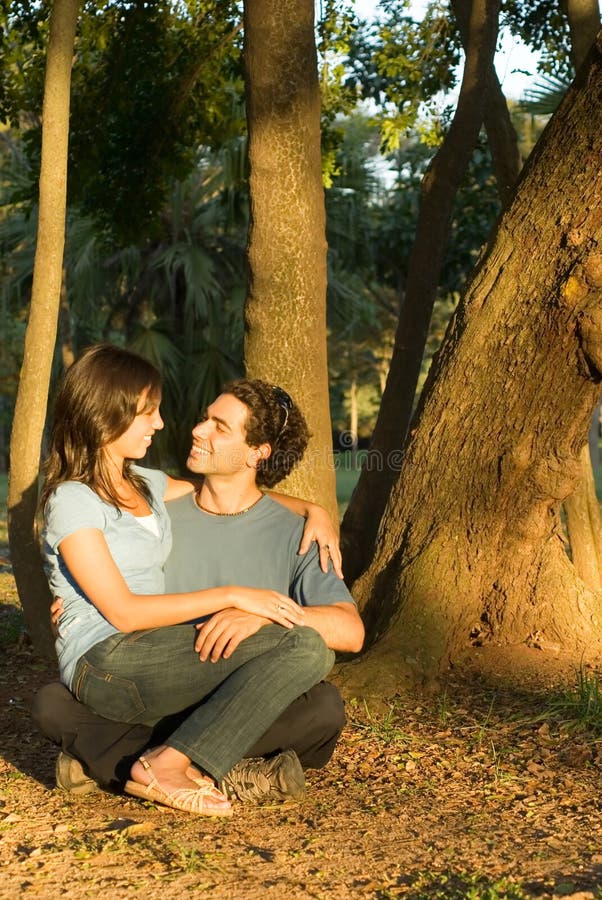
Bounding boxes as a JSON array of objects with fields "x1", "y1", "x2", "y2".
[{"x1": 194, "y1": 490, "x2": 264, "y2": 517}]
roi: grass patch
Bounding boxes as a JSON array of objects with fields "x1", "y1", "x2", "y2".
[
  {"x1": 0, "y1": 602, "x2": 25, "y2": 648},
  {"x1": 350, "y1": 698, "x2": 412, "y2": 746},
  {"x1": 545, "y1": 668, "x2": 602, "y2": 730},
  {"x1": 335, "y1": 450, "x2": 366, "y2": 517},
  {"x1": 0, "y1": 475, "x2": 24, "y2": 647},
  {"x1": 390, "y1": 870, "x2": 526, "y2": 899}
]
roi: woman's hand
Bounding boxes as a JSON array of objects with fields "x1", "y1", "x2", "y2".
[
  {"x1": 299, "y1": 504, "x2": 343, "y2": 578},
  {"x1": 50, "y1": 596, "x2": 64, "y2": 637},
  {"x1": 229, "y1": 587, "x2": 305, "y2": 628}
]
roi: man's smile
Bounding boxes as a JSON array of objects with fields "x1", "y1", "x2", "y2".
[{"x1": 189, "y1": 443, "x2": 210, "y2": 458}]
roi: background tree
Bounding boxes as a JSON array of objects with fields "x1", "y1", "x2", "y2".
[
  {"x1": 342, "y1": 0, "x2": 502, "y2": 582},
  {"x1": 349, "y1": 34, "x2": 602, "y2": 690},
  {"x1": 1, "y1": 138, "x2": 250, "y2": 469},
  {"x1": 7, "y1": 0, "x2": 79, "y2": 656},
  {"x1": 555, "y1": 0, "x2": 602, "y2": 589},
  {"x1": 1, "y1": 1, "x2": 248, "y2": 470},
  {"x1": 243, "y1": 0, "x2": 337, "y2": 519}
]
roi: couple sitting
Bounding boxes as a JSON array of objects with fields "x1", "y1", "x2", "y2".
[{"x1": 33, "y1": 344, "x2": 364, "y2": 816}]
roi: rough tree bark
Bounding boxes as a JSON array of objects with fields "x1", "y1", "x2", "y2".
[
  {"x1": 351, "y1": 33, "x2": 602, "y2": 686},
  {"x1": 341, "y1": 0, "x2": 501, "y2": 581},
  {"x1": 557, "y1": 0, "x2": 602, "y2": 587},
  {"x1": 7, "y1": 0, "x2": 80, "y2": 656},
  {"x1": 564, "y1": 444, "x2": 602, "y2": 589},
  {"x1": 458, "y1": 0, "x2": 602, "y2": 590},
  {"x1": 243, "y1": 0, "x2": 337, "y2": 521}
]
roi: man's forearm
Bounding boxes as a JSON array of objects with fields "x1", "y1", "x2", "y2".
[{"x1": 302, "y1": 603, "x2": 364, "y2": 653}]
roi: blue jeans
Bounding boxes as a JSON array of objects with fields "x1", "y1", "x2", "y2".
[{"x1": 72, "y1": 624, "x2": 334, "y2": 782}]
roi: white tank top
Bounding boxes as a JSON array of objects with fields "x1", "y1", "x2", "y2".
[{"x1": 136, "y1": 512, "x2": 159, "y2": 537}]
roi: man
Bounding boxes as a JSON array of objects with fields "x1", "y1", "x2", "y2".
[{"x1": 33, "y1": 379, "x2": 364, "y2": 803}]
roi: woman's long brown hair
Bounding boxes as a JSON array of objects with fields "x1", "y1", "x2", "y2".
[{"x1": 40, "y1": 344, "x2": 162, "y2": 512}]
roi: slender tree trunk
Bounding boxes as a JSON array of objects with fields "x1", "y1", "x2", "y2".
[
  {"x1": 7, "y1": 0, "x2": 80, "y2": 656},
  {"x1": 564, "y1": 0, "x2": 601, "y2": 66},
  {"x1": 453, "y1": 0, "x2": 521, "y2": 206},
  {"x1": 350, "y1": 36, "x2": 602, "y2": 687},
  {"x1": 341, "y1": 0, "x2": 501, "y2": 582},
  {"x1": 243, "y1": 0, "x2": 337, "y2": 520}
]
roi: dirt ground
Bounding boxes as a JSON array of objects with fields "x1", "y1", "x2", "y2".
[{"x1": 1, "y1": 591, "x2": 602, "y2": 898}]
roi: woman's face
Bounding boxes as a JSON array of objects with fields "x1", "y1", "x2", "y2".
[{"x1": 103, "y1": 387, "x2": 164, "y2": 465}]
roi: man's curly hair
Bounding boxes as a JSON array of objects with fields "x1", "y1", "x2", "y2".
[{"x1": 222, "y1": 379, "x2": 310, "y2": 488}]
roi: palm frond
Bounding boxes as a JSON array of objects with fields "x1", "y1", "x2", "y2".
[{"x1": 518, "y1": 74, "x2": 571, "y2": 116}]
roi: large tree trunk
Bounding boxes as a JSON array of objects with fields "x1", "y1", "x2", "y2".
[
  {"x1": 352, "y1": 32, "x2": 602, "y2": 685},
  {"x1": 7, "y1": 0, "x2": 80, "y2": 656},
  {"x1": 557, "y1": 0, "x2": 602, "y2": 586},
  {"x1": 341, "y1": 0, "x2": 501, "y2": 581},
  {"x1": 243, "y1": 0, "x2": 337, "y2": 520}
]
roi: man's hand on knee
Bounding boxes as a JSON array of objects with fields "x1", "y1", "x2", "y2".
[{"x1": 195, "y1": 610, "x2": 271, "y2": 662}]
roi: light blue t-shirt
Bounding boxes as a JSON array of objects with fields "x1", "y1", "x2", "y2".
[{"x1": 42, "y1": 466, "x2": 171, "y2": 689}]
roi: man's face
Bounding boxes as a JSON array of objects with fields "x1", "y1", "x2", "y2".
[{"x1": 187, "y1": 393, "x2": 259, "y2": 476}]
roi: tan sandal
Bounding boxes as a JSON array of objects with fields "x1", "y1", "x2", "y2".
[
  {"x1": 190, "y1": 770, "x2": 231, "y2": 801},
  {"x1": 125, "y1": 755, "x2": 233, "y2": 817}
]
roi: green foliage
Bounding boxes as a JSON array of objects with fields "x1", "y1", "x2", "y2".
[
  {"x1": 1, "y1": 0, "x2": 577, "y2": 469},
  {"x1": 345, "y1": 1, "x2": 461, "y2": 152},
  {"x1": 317, "y1": 0, "x2": 360, "y2": 187},
  {"x1": 2, "y1": 0, "x2": 244, "y2": 243},
  {"x1": 519, "y1": 73, "x2": 571, "y2": 116},
  {"x1": 324, "y1": 111, "x2": 501, "y2": 434},
  {"x1": 1, "y1": 137, "x2": 247, "y2": 469},
  {"x1": 500, "y1": 1, "x2": 573, "y2": 81},
  {"x1": 0, "y1": 0, "x2": 48, "y2": 129},
  {"x1": 324, "y1": 113, "x2": 397, "y2": 436},
  {"x1": 444, "y1": 137, "x2": 501, "y2": 291},
  {"x1": 71, "y1": 0, "x2": 243, "y2": 241}
]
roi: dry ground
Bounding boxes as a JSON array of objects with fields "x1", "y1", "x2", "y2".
[{"x1": 1, "y1": 575, "x2": 602, "y2": 897}]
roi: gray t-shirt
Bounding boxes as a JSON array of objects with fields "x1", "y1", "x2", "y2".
[
  {"x1": 42, "y1": 466, "x2": 171, "y2": 688},
  {"x1": 165, "y1": 493, "x2": 354, "y2": 612}
]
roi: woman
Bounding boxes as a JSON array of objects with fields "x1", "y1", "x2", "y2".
[{"x1": 41, "y1": 344, "x2": 339, "y2": 816}]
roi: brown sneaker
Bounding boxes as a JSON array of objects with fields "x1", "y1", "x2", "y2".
[
  {"x1": 220, "y1": 749, "x2": 306, "y2": 803},
  {"x1": 55, "y1": 752, "x2": 100, "y2": 795}
]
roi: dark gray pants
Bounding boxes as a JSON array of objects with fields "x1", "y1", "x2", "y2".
[{"x1": 32, "y1": 679, "x2": 346, "y2": 790}]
